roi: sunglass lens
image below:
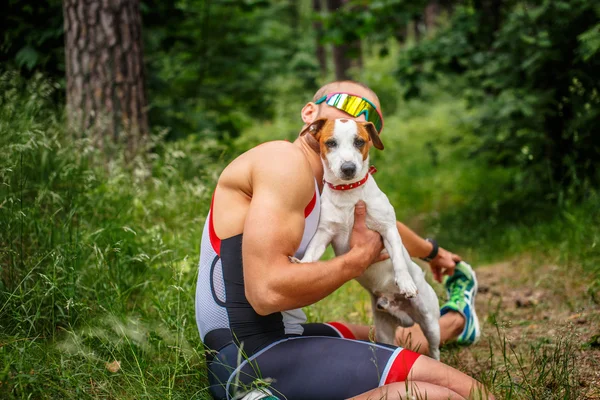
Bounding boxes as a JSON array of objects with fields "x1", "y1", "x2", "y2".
[{"x1": 325, "y1": 93, "x2": 383, "y2": 133}]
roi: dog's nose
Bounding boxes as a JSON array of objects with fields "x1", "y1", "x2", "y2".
[{"x1": 341, "y1": 162, "x2": 356, "y2": 177}]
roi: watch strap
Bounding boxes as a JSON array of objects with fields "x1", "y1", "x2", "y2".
[{"x1": 420, "y1": 238, "x2": 438, "y2": 262}]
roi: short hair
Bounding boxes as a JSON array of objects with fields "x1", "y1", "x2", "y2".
[{"x1": 312, "y1": 80, "x2": 379, "y2": 103}]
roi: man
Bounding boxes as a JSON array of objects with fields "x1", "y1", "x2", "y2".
[{"x1": 196, "y1": 80, "x2": 492, "y2": 399}]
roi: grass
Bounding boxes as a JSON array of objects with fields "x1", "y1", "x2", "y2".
[
  {"x1": 1, "y1": 65, "x2": 599, "y2": 400},
  {"x1": 0, "y1": 72, "x2": 224, "y2": 399}
]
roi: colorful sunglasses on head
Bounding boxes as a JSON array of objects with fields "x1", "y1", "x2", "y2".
[{"x1": 315, "y1": 92, "x2": 384, "y2": 134}]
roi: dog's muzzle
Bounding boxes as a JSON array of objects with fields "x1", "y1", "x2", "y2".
[{"x1": 340, "y1": 162, "x2": 357, "y2": 179}]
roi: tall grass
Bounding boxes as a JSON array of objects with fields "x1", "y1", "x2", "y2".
[{"x1": 0, "y1": 72, "x2": 227, "y2": 399}]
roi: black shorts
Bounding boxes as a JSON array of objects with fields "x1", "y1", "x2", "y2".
[{"x1": 206, "y1": 322, "x2": 421, "y2": 400}]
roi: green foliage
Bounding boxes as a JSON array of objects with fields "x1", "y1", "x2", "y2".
[
  {"x1": 1, "y1": 0, "x2": 320, "y2": 141},
  {"x1": 579, "y1": 21, "x2": 600, "y2": 61},
  {"x1": 3, "y1": 0, "x2": 600, "y2": 396},
  {"x1": 0, "y1": 72, "x2": 227, "y2": 398},
  {"x1": 143, "y1": 0, "x2": 320, "y2": 140},
  {"x1": 319, "y1": 0, "x2": 429, "y2": 46},
  {"x1": 0, "y1": 0, "x2": 64, "y2": 76},
  {"x1": 397, "y1": 0, "x2": 600, "y2": 197},
  {"x1": 1, "y1": 64, "x2": 599, "y2": 398}
]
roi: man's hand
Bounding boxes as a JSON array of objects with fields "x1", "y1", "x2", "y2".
[
  {"x1": 430, "y1": 247, "x2": 462, "y2": 282},
  {"x1": 347, "y1": 201, "x2": 387, "y2": 277}
]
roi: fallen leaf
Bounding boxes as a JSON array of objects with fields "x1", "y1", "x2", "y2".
[{"x1": 105, "y1": 360, "x2": 121, "y2": 373}]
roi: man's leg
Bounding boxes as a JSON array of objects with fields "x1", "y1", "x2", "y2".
[
  {"x1": 351, "y1": 355, "x2": 494, "y2": 400},
  {"x1": 226, "y1": 336, "x2": 405, "y2": 399},
  {"x1": 343, "y1": 261, "x2": 480, "y2": 355},
  {"x1": 300, "y1": 323, "x2": 493, "y2": 399},
  {"x1": 394, "y1": 312, "x2": 464, "y2": 354},
  {"x1": 227, "y1": 335, "x2": 492, "y2": 400},
  {"x1": 342, "y1": 311, "x2": 464, "y2": 355},
  {"x1": 350, "y1": 381, "x2": 464, "y2": 400}
]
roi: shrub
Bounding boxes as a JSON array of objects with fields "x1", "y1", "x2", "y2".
[
  {"x1": 397, "y1": 0, "x2": 600, "y2": 199},
  {"x1": 0, "y1": 72, "x2": 225, "y2": 397}
]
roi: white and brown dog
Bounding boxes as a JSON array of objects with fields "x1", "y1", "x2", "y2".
[{"x1": 295, "y1": 117, "x2": 441, "y2": 359}]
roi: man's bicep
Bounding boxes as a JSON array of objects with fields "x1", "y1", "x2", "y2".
[{"x1": 241, "y1": 188, "x2": 307, "y2": 314}]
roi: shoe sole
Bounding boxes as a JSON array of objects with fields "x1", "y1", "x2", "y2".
[{"x1": 461, "y1": 262, "x2": 480, "y2": 345}]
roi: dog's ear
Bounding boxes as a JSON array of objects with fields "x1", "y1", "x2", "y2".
[
  {"x1": 300, "y1": 118, "x2": 328, "y2": 139},
  {"x1": 363, "y1": 122, "x2": 384, "y2": 150}
]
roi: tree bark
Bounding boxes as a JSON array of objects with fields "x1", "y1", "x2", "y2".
[
  {"x1": 313, "y1": 0, "x2": 327, "y2": 76},
  {"x1": 331, "y1": 43, "x2": 351, "y2": 81},
  {"x1": 474, "y1": 0, "x2": 504, "y2": 45},
  {"x1": 395, "y1": 25, "x2": 409, "y2": 44},
  {"x1": 413, "y1": 15, "x2": 423, "y2": 42},
  {"x1": 424, "y1": 0, "x2": 441, "y2": 31},
  {"x1": 326, "y1": 0, "x2": 361, "y2": 81},
  {"x1": 63, "y1": 0, "x2": 148, "y2": 156}
]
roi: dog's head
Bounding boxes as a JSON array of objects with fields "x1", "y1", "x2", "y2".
[{"x1": 301, "y1": 118, "x2": 384, "y2": 181}]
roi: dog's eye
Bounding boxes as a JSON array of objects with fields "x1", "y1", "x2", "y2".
[
  {"x1": 354, "y1": 138, "x2": 366, "y2": 148},
  {"x1": 325, "y1": 140, "x2": 337, "y2": 149}
]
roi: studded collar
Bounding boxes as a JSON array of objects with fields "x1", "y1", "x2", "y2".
[{"x1": 324, "y1": 166, "x2": 377, "y2": 191}]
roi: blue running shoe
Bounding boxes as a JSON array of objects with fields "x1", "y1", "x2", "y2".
[{"x1": 440, "y1": 261, "x2": 480, "y2": 345}]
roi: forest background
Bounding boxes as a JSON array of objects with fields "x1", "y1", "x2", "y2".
[{"x1": 1, "y1": 0, "x2": 599, "y2": 398}]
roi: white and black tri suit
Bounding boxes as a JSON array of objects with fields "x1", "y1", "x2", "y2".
[{"x1": 195, "y1": 181, "x2": 421, "y2": 400}]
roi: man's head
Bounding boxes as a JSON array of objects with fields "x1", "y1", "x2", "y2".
[
  {"x1": 300, "y1": 81, "x2": 384, "y2": 157},
  {"x1": 301, "y1": 80, "x2": 383, "y2": 134}
]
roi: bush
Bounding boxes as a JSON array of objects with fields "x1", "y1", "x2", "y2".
[
  {"x1": 397, "y1": 0, "x2": 600, "y2": 199},
  {"x1": 0, "y1": 71, "x2": 225, "y2": 397}
]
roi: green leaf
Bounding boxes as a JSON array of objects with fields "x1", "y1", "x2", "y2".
[{"x1": 15, "y1": 45, "x2": 39, "y2": 70}]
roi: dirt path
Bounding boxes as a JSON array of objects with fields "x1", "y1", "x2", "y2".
[{"x1": 445, "y1": 260, "x2": 600, "y2": 399}]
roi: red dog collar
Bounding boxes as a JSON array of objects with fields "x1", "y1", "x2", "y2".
[{"x1": 325, "y1": 166, "x2": 377, "y2": 191}]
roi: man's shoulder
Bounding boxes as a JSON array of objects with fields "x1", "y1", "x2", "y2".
[
  {"x1": 246, "y1": 140, "x2": 310, "y2": 171},
  {"x1": 220, "y1": 140, "x2": 313, "y2": 193},
  {"x1": 249, "y1": 141, "x2": 315, "y2": 211},
  {"x1": 249, "y1": 140, "x2": 302, "y2": 157}
]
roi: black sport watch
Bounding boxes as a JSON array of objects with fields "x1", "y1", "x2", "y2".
[{"x1": 420, "y1": 238, "x2": 438, "y2": 262}]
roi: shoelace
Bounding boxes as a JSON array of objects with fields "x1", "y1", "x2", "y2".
[{"x1": 449, "y1": 276, "x2": 470, "y2": 305}]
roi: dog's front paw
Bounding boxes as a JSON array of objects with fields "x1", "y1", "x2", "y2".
[
  {"x1": 288, "y1": 256, "x2": 302, "y2": 264},
  {"x1": 395, "y1": 279, "x2": 418, "y2": 298}
]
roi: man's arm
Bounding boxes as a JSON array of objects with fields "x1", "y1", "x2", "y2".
[
  {"x1": 396, "y1": 221, "x2": 433, "y2": 259},
  {"x1": 396, "y1": 221, "x2": 461, "y2": 282},
  {"x1": 242, "y1": 151, "x2": 384, "y2": 316}
]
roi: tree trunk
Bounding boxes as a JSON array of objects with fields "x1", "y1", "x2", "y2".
[
  {"x1": 348, "y1": 40, "x2": 362, "y2": 70},
  {"x1": 63, "y1": 0, "x2": 148, "y2": 157},
  {"x1": 474, "y1": 0, "x2": 504, "y2": 46},
  {"x1": 440, "y1": 0, "x2": 457, "y2": 15},
  {"x1": 424, "y1": 0, "x2": 440, "y2": 31},
  {"x1": 395, "y1": 25, "x2": 409, "y2": 44},
  {"x1": 413, "y1": 15, "x2": 423, "y2": 42},
  {"x1": 326, "y1": 0, "x2": 361, "y2": 81},
  {"x1": 313, "y1": 0, "x2": 327, "y2": 76}
]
